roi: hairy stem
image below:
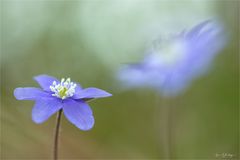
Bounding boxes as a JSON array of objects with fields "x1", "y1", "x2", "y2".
[{"x1": 53, "y1": 109, "x2": 63, "y2": 160}]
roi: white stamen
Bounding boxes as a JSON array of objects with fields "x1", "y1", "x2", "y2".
[{"x1": 49, "y1": 77, "x2": 77, "y2": 99}]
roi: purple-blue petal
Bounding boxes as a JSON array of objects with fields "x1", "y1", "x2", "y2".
[
  {"x1": 14, "y1": 87, "x2": 50, "y2": 100},
  {"x1": 32, "y1": 98, "x2": 62, "y2": 123},
  {"x1": 73, "y1": 87, "x2": 112, "y2": 99},
  {"x1": 63, "y1": 99, "x2": 94, "y2": 131},
  {"x1": 74, "y1": 83, "x2": 82, "y2": 94},
  {"x1": 186, "y1": 20, "x2": 212, "y2": 39},
  {"x1": 34, "y1": 74, "x2": 59, "y2": 91},
  {"x1": 118, "y1": 65, "x2": 149, "y2": 88}
]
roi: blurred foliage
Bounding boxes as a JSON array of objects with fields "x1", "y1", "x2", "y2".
[{"x1": 1, "y1": 0, "x2": 239, "y2": 159}]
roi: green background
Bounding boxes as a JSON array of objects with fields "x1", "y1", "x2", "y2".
[{"x1": 1, "y1": 0, "x2": 239, "y2": 159}]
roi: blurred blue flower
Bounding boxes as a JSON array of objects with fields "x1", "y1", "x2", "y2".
[
  {"x1": 14, "y1": 75, "x2": 112, "y2": 130},
  {"x1": 118, "y1": 20, "x2": 227, "y2": 96}
]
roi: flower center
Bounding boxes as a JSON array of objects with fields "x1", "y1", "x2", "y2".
[
  {"x1": 50, "y1": 78, "x2": 77, "y2": 99},
  {"x1": 153, "y1": 38, "x2": 187, "y2": 67}
]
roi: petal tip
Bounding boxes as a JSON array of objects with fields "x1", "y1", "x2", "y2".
[
  {"x1": 32, "y1": 112, "x2": 45, "y2": 124},
  {"x1": 33, "y1": 74, "x2": 45, "y2": 81},
  {"x1": 78, "y1": 117, "x2": 95, "y2": 131},
  {"x1": 14, "y1": 88, "x2": 23, "y2": 100},
  {"x1": 33, "y1": 74, "x2": 58, "y2": 91},
  {"x1": 32, "y1": 117, "x2": 43, "y2": 124},
  {"x1": 98, "y1": 91, "x2": 112, "y2": 98},
  {"x1": 33, "y1": 74, "x2": 53, "y2": 82},
  {"x1": 105, "y1": 92, "x2": 112, "y2": 97}
]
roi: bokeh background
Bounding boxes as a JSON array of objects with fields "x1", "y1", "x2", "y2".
[{"x1": 1, "y1": 0, "x2": 239, "y2": 159}]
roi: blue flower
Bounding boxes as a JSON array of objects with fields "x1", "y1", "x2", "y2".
[
  {"x1": 14, "y1": 75, "x2": 112, "y2": 130},
  {"x1": 118, "y1": 20, "x2": 227, "y2": 96}
]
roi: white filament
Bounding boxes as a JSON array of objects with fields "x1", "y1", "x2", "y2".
[{"x1": 49, "y1": 78, "x2": 77, "y2": 99}]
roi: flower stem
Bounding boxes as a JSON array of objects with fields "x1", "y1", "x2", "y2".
[
  {"x1": 53, "y1": 109, "x2": 63, "y2": 160},
  {"x1": 156, "y1": 96, "x2": 173, "y2": 159}
]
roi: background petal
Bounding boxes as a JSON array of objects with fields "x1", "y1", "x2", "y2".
[
  {"x1": 14, "y1": 87, "x2": 50, "y2": 100},
  {"x1": 32, "y1": 98, "x2": 62, "y2": 123},
  {"x1": 73, "y1": 87, "x2": 112, "y2": 99},
  {"x1": 34, "y1": 74, "x2": 59, "y2": 91},
  {"x1": 63, "y1": 99, "x2": 94, "y2": 131}
]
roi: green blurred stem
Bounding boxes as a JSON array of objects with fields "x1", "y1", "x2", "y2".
[
  {"x1": 53, "y1": 109, "x2": 63, "y2": 160},
  {"x1": 166, "y1": 98, "x2": 172, "y2": 159},
  {"x1": 158, "y1": 96, "x2": 173, "y2": 159}
]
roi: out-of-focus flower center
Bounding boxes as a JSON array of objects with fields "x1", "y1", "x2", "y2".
[
  {"x1": 153, "y1": 39, "x2": 187, "y2": 67},
  {"x1": 50, "y1": 78, "x2": 77, "y2": 99}
]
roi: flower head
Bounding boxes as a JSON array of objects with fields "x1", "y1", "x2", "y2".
[
  {"x1": 14, "y1": 75, "x2": 112, "y2": 130},
  {"x1": 118, "y1": 20, "x2": 227, "y2": 96}
]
